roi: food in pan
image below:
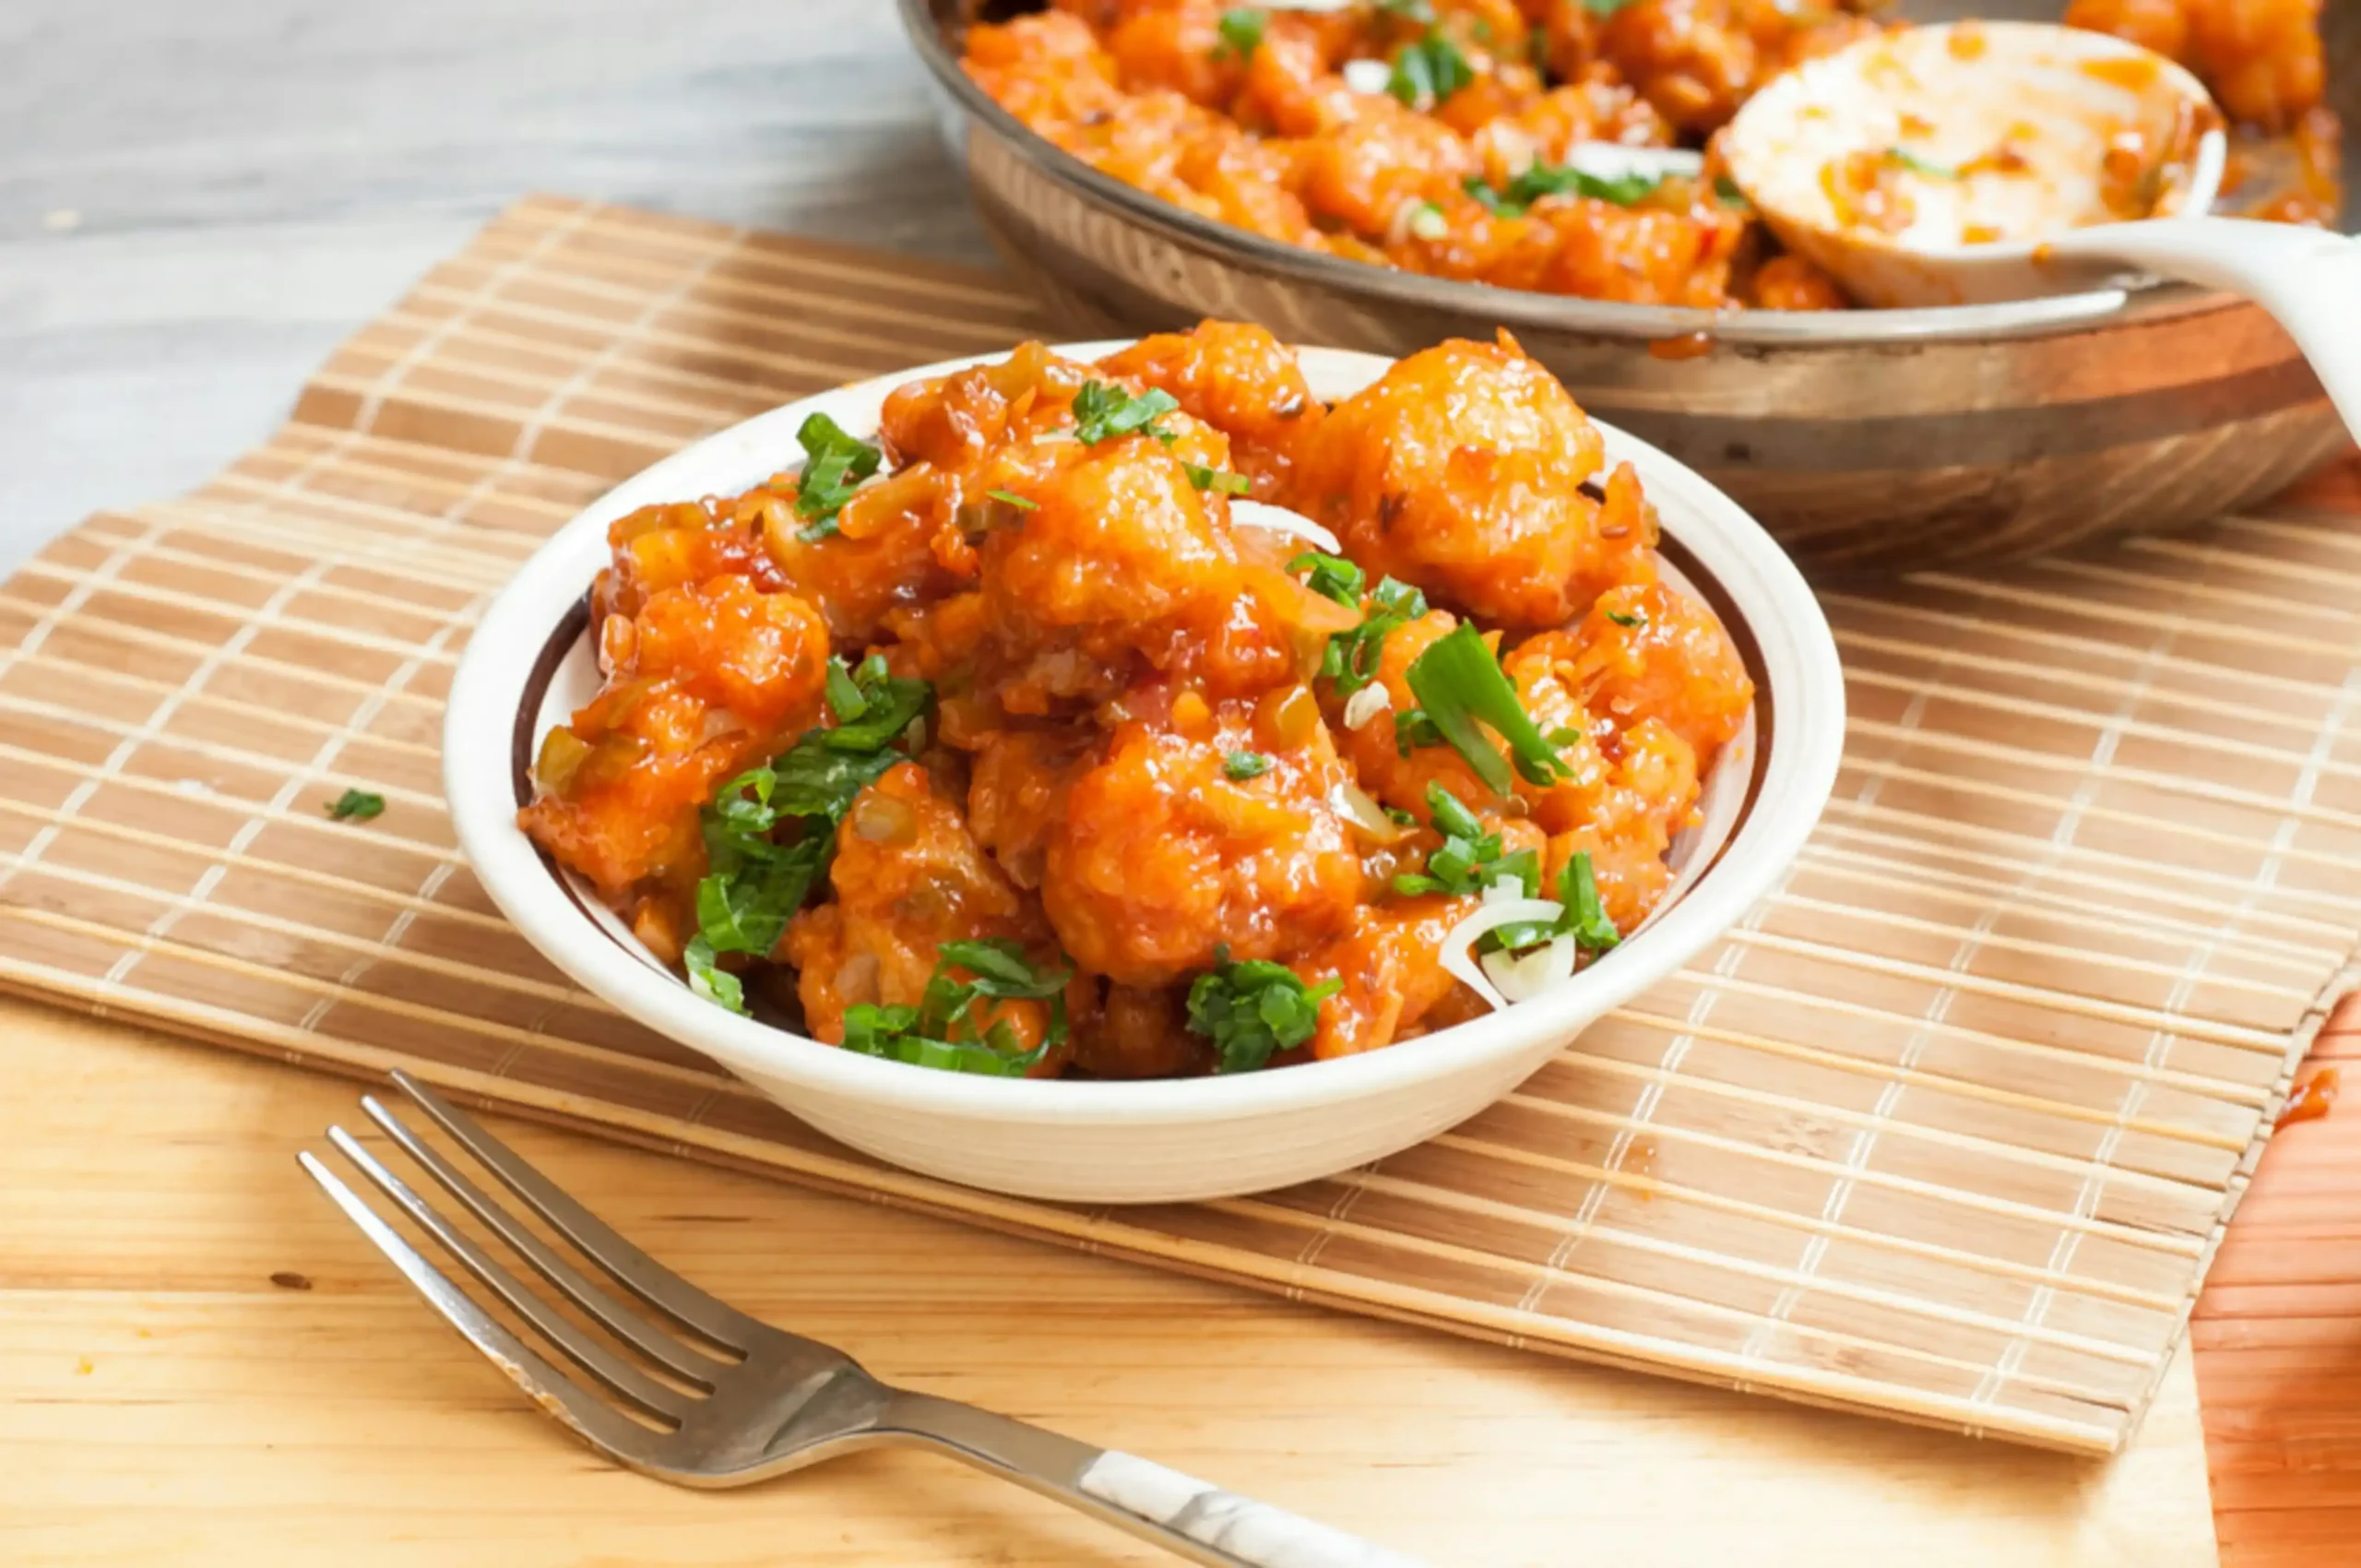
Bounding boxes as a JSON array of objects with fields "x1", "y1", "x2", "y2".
[
  {"x1": 519, "y1": 324, "x2": 1752, "y2": 1078},
  {"x1": 955, "y1": 0, "x2": 2340, "y2": 307}
]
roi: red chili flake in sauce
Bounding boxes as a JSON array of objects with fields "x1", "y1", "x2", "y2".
[{"x1": 2278, "y1": 1067, "x2": 2341, "y2": 1127}]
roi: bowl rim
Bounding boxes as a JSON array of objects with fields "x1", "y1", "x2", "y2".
[
  {"x1": 899, "y1": 0, "x2": 2268, "y2": 349},
  {"x1": 444, "y1": 339, "x2": 1846, "y2": 1128}
]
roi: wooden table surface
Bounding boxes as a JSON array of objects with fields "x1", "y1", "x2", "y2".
[{"x1": 0, "y1": 996, "x2": 2238, "y2": 1566}]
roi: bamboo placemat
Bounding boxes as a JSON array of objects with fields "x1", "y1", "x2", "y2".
[{"x1": 3, "y1": 193, "x2": 2355, "y2": 1457}]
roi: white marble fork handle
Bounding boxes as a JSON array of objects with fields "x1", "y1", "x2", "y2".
[
  {"x1": 1075, "y1": 1451, "x2": 1430, "y2": 1568},
  {"x1": 880, "y1": 1390, "x2": 1430, "y2": 1568}
]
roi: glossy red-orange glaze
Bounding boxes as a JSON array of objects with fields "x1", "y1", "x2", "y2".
[
  {"x1": 2279, "y1": 1066, "x2": 2341, "y2": 1126},
  {"x1": 520, "y1": 325, "x2": 1753, "y2": 1076},
  {"x1": 964, "y1": 0, "x2": 2341, "y2": 309}
]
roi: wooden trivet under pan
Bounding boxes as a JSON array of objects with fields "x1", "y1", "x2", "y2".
[{"x1": 3, "y1": 195, "x2": 2355, "y2": 1455}]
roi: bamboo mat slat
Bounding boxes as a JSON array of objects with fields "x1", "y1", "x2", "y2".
[{"x1": 3, "y1": 193, "x2": 2355, "y2": 1455}]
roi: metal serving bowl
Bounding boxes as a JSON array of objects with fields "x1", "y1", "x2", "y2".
[{"x1": 901, "y1": 0, "x2": 2357, "y2": 572}]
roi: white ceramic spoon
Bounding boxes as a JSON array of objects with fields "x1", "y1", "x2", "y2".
[{"x1": 1723, "y1": 19, "x2": 2361, "y2": 442}]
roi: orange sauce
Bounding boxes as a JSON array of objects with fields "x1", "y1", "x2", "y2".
[
  {"x1": 2279, "y1": 1068, "x2": 2341, "y2": 1127},
  {"x1": 1648, "y1": 331, "x2": 1714, "y2": 361}
]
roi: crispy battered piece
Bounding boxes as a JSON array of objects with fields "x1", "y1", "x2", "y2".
[
  {"x1": 2068, "y1": 0, "x2": 2326, "y2": 132},
  {"x1": 1041, "y1": 691, "x2": 1365, "y2": 986},
  {"x1": 1292, "y1": 896, "x2": 1483, "y2": 1059},
  {"x1": 1074, "y1": 982, "x2": 1213, "y2": 1078},
  {"x1": 1097, "y1": 323, "x2": 1326, "y2": 497},
  {"x1": 782, "y1": 762, "x2": 1069, "y2": 1075},
  {"x1": 1291, "y1": 336, "x2": 1655, "y2": 630},
  {"x1": 519, "y1": 574, "x2": 830, "y2": 900}
]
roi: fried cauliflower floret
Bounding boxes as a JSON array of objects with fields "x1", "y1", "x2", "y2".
[
  {"x1": 1041, "y1": 694, "x2": 1365, "y2": 986},
  {"x1": 1097, "y1": 323, "x2": 1326, "y2": 498},
  {"x1": 1562, "y1": 580, "x2": 1755, "y2": 760},
  {"x1": 518, "y1": 575, "x2": 830, "y2": 899},
  {"x1": 2068, "y1": 0, "x2": 2326, "y2": 132},
  {"x1": 1590, "y1": 0, "x2": 1882, "y2": 137},
  {"x1": 1291, "y1": 337, "x2": 1655, "y2": 630},
  {"x1": 1292, "y1": 897, "x2": 1481, "y2": 1059},
  {"x1": 1073, "y1": 982, "x2": 1211, "y2": 1078},
  {"x1": 1328, "y1": 610, "x2": 1517, "y2": 818},
  {"x1": 782, "y1": 763, "x2": 1067, "y2": 1074}
]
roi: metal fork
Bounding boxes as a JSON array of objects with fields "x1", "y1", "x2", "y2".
[{"x1": 300, "y1": 1072, "x2": 1425, "y2": 1568}]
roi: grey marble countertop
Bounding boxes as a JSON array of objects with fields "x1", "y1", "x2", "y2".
[{"x1": 2, "y1": 0, "x2": 989, "y2": 575}]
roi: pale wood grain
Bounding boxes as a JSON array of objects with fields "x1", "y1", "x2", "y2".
[{"x1": 0, "y1": 997, "x2": 2216, "y2": 1566}]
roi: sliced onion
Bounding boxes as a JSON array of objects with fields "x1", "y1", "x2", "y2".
[
  {"x1": 1330, "y1": 779, "x2": 1411, "y2": 845},
  {"x1": 1342, "y1": 682, "x2": 1392, "y2": 731},
  {"x1": 1341, "y1": 58, "x2": 1392, "y2": 94},
  {"x1": 1230, "y1": 499, "x2": 1341, "y2": 554},
  {"x1": 1485, "y1": 876, "x2": 1548, "y2": 909},
  {"x1": 1439, "y1": 898, "x2": 1562, "y2": 1014},
  {"x1": 1481, "y1": 935, "x2": 1577, "y2": 1004}
]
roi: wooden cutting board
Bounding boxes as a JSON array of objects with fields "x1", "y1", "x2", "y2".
[{"x1": 0, "y1": 996, "x2": 2222, "y2": 1566}]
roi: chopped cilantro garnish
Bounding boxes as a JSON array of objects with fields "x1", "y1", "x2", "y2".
[
  {"x1": 1392, "y1": 783, "x2": 1541, "y2": 899},
  {"x1": 1185, "y1": 949, "x2": 1341, "y2": 1074},
  {"x1": 326, "y1": 788, "x2": 385, "y2": 822},
  {"x1": 1321, "y1": 576, "x2": 1429, "y2": 696},
  {"x1": 1388, "y1": 31, "x2": 1474, "y2": 109},
  {"x1": 790, "y1": 413, "x2": 883, "y2": 542},
  {"x1": 1606, "y1": 609, "x2": 1646, "y2": 629},
  {"x1": 1714, "y1": 173, "x2": 1750, "y2": 209},
  {"x1": 1287, "y1": 551, "x2": 1367, "y2": 609},
  {"x1": 1465, "y1": 163, "x2": 1661, "y2": 219},
  {"x1": 1885, "y1": 147, "x2": 1960, "y2": 181},
  {"x1": 824, "y1": 657, "x2": 868, "y2": 722},
  {"x1": 1404, "y1": 622, "x2": 1571, "y2": 795},
  {"x1": 1183, "y1": 462, "x2": 1252, "y2": 495},
  {"x1": 1482, "y1": 852, "x2": 1622, "y2": 955},
  {"x1": 682, "y1": 660, "x2": 933, "y2": 1014},
  {"x1": 1072, "y1": 382, "x2": 1180, "y2": 445},
  {"x1": 1214, "y1": 6, "x2": 1266, "y2": 60},
  {"x1": 683, "y1": 935, "x2": 744, "y2": 1014},
  {"x1": 986, "y1": 488, "x2": 1038, "y2": 510},
  {"x1": 1224, "y1": 751, "x2": 1273, "y2": 781},
  {"x1": 839, "y1": 938, "x2": 1074, "y2": 1076}
]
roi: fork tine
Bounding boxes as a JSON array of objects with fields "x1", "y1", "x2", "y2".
[
  {"x1": 360, "y1": 1095, "x2": 727, "y2": 1388},
  {"x1": 326, "y1": 1126, "x2": 692, "y2": 1422},
  {"x1": 389, "y1": 1071, "x2": 765, "y2": 1348},
  {"x1": 298, "y1": 1150, "x2": 660, "y2": 1463}
]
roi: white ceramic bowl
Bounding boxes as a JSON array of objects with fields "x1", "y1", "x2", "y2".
[{"x1": 444, "y1": 342, "x2": 1845, "y2": 1203}]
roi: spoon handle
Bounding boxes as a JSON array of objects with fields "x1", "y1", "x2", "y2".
[{"x1": 2056, "y1": 219, "x2": 2361, "y2": 444}]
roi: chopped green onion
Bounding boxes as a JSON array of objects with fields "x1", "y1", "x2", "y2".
[
  {"x1": 1183, "y1": 462, "x2": 1253, "y2": 495},
  {"x1": 1185, "y1": 950, "x2": 1341, "y2": 1074},
  {"x1": 1406, "y1": 201, "x2": 1449, "y2": 242},
  {"x1": 1584, "y1": 0, "x2": 1641, "y2": 13},
  {"x1": 1606, "y1": 609, "x2": 1646, "y2": 629},
  {"x1": 1388, "y1": 31, "x2": 1474, "y2": 109},
  {"x1": 1224, "y1": 751, "x2": 1274, "y2": 781},
  {"x1": 1714, "y1": 172, "x2": 1749, "y2": 208},
  {"x1": 791, "y1": 413, "x2": 884, "y2": 542},
  {"x1": 986, "y1": 488, "x2": 1038, "y2": 510},
  {"x1": 1287, "y1": 551, "x2": 1367, "y2": 609},
  {"x1": 1465, "y1": 162, "x2": 1661, "y2": 219},
  {"x1": 1884, "y1": 147, "x2": 1960, "y2": 181},
  {"x1": 1072, "y1": 382, "x2": 1180, "y2": 445},
  {"x1": 326, "y1": 788, "x2": 386, "y2": 822},
  {"x1": 1376, "y1": 0, "x2": 1436, "y2": 19},
  {"x1": 1485, "y1": 851, "x2": 1622, "y2": 955},
  {"x1": 1214, "y1": 6, "x2": 1266, "y2": 60},
  {"x1": 1392, "y1": 782, "x2": 1540, "y2": 899},
  {"x1": 1323, "y1": 576, "x2": 1428, "y2": 697},
  {"x1": 1404, "y1": 623, "x2": 1571, "y2": 795},
  {"x1": 1394, "y1": 706, "x2": 1444, "y2": 756}
]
